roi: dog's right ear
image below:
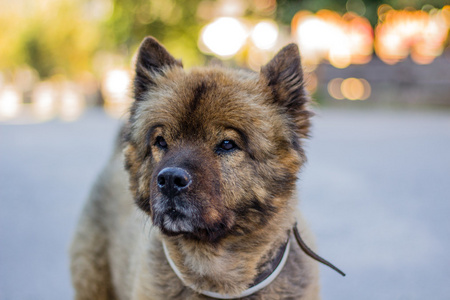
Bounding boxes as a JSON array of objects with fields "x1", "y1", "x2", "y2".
[
  {"x1": 134, "y1": 36, "x2": 183, "y2": 100},
  {"x1": 261, "y1": 44, "x2": 311, "y2": 139}
]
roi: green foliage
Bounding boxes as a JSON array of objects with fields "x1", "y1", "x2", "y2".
[
  {"x1": 0, "y1": 0, "x2": 205, "y2": 79},
  {"x1": 102, "y1": 0, "x2": 205, "y2": 67},
  {"x1": 1, "y1": 0, "x2": 449, "y2": 79},
  {"x1": 276, "y1": 0, "x2": 450, "y2": 26},
  {"x1": 0, "y1": 0, "x2": 101, "y2": 78}
]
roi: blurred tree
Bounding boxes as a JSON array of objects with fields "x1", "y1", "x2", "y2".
[
  {"x1": 276, "y1": 0, "x2": 449, "y2": 26},
  {"x1": 102, "y1": 0, "x2": 205, "y2": 67},
  {"x1": 0, "y1": 0, "x2": 101, "y2": 79},
  {"x1": 0, "y1": 0, "x2": 205, "y2": 79},
  {"x1": 1, "y1": 0, "x2": 448, "y2": 80}
]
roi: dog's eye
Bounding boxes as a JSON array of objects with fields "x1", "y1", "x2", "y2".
[
  {"x1": 216, "y1": 140, "x2": 238, "y2": 153},
  {"x1": 155, "y1": 136, "x2": 168, "y2": 149}
]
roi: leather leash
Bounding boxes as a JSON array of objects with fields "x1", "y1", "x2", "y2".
[{"x1": 293, "y1": 222, "x2": 346, "y2": 277}]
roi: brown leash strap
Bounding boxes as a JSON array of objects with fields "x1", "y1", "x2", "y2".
[{"x1": 293, "y1": 223, "x2": 346, "y2": 277}]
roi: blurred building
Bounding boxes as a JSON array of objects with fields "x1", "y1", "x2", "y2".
[
  {"x1": 1, "y1": 1, "x2": 450, "y2": 124},
  {"x1": 317, "y1": 55, "x2": 450, "y2": 106}
]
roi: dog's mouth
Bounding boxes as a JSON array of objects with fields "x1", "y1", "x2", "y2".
[
  {"x1": 160, "y1": 207, "x2": 195, "y2": 235},
  {"x1": 151, "y1": 196, "x2": 234, "y2": 243},
  {"x1": 148, "y1": 164, "x2": 233, "y2": 242},
  {"x1": 151, "y1": 196, "x2": 202, "y2": 237}
]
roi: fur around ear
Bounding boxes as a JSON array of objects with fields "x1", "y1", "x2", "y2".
[
  {"x1": 134, "y1": 36, "x2": 183, "y2": 100},
  {"x1": 261, "y1": 43, "x2": 311, "y2": 138}
]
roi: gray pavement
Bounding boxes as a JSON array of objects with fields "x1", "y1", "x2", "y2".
[{"x1": 1, "y1": 107, "x2": 449, "y2": 299}]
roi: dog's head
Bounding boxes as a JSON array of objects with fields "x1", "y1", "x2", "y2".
[{"x1": 123, "y1": 37, "x2": 311, "y2": 243}]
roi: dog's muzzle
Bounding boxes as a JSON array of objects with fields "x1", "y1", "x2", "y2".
[
  {"x1": 151, "y1": 161, "x2": 231, "y2": 242},
  {"x1": 157, "y1": 167, "x2": 192, "y2": 197},
  {"x1": 153, "y1": 167, "x2": 198, "y2": 235}
]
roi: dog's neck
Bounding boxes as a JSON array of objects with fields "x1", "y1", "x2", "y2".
[{"x1": 161, "y1": 215, "x2": 293, "y2": 297}]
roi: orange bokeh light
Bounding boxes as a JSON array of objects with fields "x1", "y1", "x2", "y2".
[
  {"x1": 328, "y1": 77, "x2": 371, "y2": 101},
  {"x1": 292, "y1": 9, "x2": 373, "y2": 68},
  {"x1": 375, "y1": 8, "x2": 450, "y2": 64}
]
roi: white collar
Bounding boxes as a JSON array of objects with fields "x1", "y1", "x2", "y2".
[{"x1": 162, "y1": 239, "x2": 291, "y2": 299}]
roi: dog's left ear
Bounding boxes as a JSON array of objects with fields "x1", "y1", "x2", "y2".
[
  {"x1": 134, "y1": 36, "x2": 183, "y2": 100},
  {"x1": 261, "y1": 44, "x2": 311, "y2": 138}
]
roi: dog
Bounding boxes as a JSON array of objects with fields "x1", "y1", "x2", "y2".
[{"x1": 70, "y1": 36, "x2": 321, "y2": 299}]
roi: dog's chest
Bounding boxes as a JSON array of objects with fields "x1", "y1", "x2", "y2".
[{"x1": 137, "y1": 238, "x2": 311, "y2": 300}]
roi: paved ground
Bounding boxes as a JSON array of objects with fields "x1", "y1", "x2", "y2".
[{"x1": 1, "y1": 107, "x2": 449, "y2": 299}]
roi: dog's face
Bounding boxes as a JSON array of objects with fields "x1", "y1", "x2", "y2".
[{"x1": 124, "y1": 37, "x2": 311, "y2": 243}]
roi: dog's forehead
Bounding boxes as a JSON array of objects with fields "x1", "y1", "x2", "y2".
[
  {"x1": 179, "y1": 68, "x2": 263, "y2": 114},
  {"x1": 144, "y1": 67, "x2": 272, "y2": 138}
]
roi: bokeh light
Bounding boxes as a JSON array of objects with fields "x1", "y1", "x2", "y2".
[
  {"x1": 359, "y1": 78, "x2": 371, "y2": 100},
  {"x1": 328, "y1": 77, "x2": 371, "y2": 100},
  {"x1": 32, "y1": 82, "x2": 57, "y2": 121},
  {"x1": 292, "y1": 10, "x2": 373, "y2": 68},
  {"x1": 101, "y1": 69, "x2": 132, "y2": 118},
  {"x1": 200, "y1": 17, "x2": 249, "y2": 57},
  {"x1": 250, "y1": 20, "x2": 279, "y2": 50},
  {"x1": 327, "y1": 78, "x2": 345, "y2": 100},
  {"x1": 0, "y1": 85, "x2": 22, "y2": 120},
  {"x1": 375, "y1": 6, "x2": 450, "y2": 64},
  {"x1": 341, "y1": 77, "x2": 364, "y2": 100}
]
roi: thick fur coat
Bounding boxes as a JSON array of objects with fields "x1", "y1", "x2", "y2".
[{"x1": 70, "y1": 37, "x2": 320, "y2": 300}]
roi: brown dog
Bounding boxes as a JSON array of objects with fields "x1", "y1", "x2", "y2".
[{"x1": 70, "y1": 36, "x2": 320, "y2": 299}]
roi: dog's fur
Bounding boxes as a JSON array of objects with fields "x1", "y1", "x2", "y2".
[{"x1": 70, "y1": 37, "x2": 320, "y2": 299}]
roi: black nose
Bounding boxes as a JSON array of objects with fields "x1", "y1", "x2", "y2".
[{"x1": 157, "y1": 167, "x2": 192, "y2": 197}]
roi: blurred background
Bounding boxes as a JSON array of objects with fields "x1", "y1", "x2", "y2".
[{"x1": 1, "y1": 0, "x2": 449, "y2": 299}]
